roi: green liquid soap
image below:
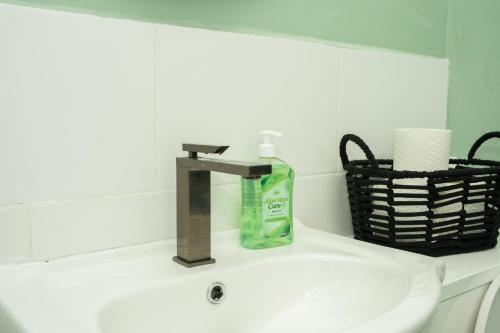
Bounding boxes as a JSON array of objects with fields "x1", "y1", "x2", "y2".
[{"x1": 240, "y1": 133, "x2": 295, "y2": 249}]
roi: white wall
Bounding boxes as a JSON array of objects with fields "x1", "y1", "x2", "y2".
[{"x1": 0, "y1": 3, "x2": 449, "y2": 261}]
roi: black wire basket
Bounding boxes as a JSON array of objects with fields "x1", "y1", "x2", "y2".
[{"x1": 340, "y1": 132, "x2": 500, "y2": 257}]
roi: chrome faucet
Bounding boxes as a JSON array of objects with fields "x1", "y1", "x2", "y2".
[{"x1": 173, "y1": 144, "x2": 272, "y2": 268}]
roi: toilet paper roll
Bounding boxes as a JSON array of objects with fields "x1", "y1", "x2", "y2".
[
  {"x1": 466, "y1": 179, "x2": 487, "y2": 213},
  {"x1": 371, "y1": 179, "x2": 429, "y2": 240},
  {"x1": 433, "y1": 181, "x2": 464, "y2": 238},
  {"x1": 464, "y1": 178, "x2": 487, "y2": 234},
  {"x1": 445, "y1": 162, "x2": 485, "y2": 235},
  {"x1": 371, "y1": 180, "x2": 466, "y2": 241},
  {"x1": 392, "y1": 129, "x2": 452, "y2": 216},
  {"x1": 392, "y1": 129, "x2": 453, "y2": 241},
  {"x1": 446, "y1": 163, "x2": 487, "y2": 234},
  {"x1": 392, "y1": 178, "x2": 429, "y2": 242},
  {"x1": 370, "y1": 129, "x2": 454, "y2": 241},
  {"x1": 393, "y1": 128, "x2": 451, "y2": 172},
  {"x1": 371, "y1": 184, "x2": 391, "y2": 238}
]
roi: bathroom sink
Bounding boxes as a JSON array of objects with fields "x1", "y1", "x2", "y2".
[{"x1": 0, "y1": 220, "x2": 444, "y2": 333}]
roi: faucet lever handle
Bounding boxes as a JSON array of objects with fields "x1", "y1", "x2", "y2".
[{"x1": 182, "y1": 144, "x2": 229, "y2": 158}]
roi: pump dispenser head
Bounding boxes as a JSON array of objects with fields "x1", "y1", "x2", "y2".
[{"x1": 259, "y1": 130, "x2": 282, "y2": 158}]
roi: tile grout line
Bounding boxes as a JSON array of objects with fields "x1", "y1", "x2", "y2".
[
  {"x1": 7, "y1": 189, "x2": 173, "y2": 207},
  {"x1": 27, "y1": 203, "x2": 33, "y2": 260},
  {"x1": 335, "y1": 47, "x2": 342, "y2": 173},
  {"x1": 0, "y1": 202, "x2": 29, "y2": 208},
  {"x1": 0, "y1": 173, "x2": 347, "y2": 208},
  {"x1": 153, "y1": 24, "x2": 160, "y2": 189}
]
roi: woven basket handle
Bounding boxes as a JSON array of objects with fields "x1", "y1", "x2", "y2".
[
  {"x1": 467, "y1": 131, "x2": 500, "y2": 160},
  {"x1": 340, "y1": 134, "x2": 379, "y2": 168}
]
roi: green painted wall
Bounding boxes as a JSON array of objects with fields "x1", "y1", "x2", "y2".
[
  {"x1": 446, "y1": 0, "x2": 500, "y2": 160},
  {"x1": 1, "y1": 0, "x2": 448, "y2": 57}
]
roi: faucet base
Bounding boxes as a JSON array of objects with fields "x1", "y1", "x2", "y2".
[{"x1": 172, "y1": 256, "x2": 216, "y2": 268}]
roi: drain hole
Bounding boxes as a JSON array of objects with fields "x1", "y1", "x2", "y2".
[
  {"x1": 207, "y1": 282, "x2": 225, "y2": 304},
  {"x1": 211, "y1": 286, "x2": 223, "y2": 301}
]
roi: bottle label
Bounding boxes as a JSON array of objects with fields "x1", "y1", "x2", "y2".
[{"x1": 263, "y1": 180, "x2": 289, "y2": 231}]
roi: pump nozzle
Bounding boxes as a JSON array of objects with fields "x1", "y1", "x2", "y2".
[{"x1": 259, "y1": 130, "x2": 283, "y2": 158}]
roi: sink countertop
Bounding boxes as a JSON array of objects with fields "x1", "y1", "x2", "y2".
[{"x1": 440, "y1": 241, "x2": 500, "y2": 300}]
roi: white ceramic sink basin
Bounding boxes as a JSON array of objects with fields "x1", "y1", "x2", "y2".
[{"x1": 0, "y1": 220, "x2": 444, "y2": 333}]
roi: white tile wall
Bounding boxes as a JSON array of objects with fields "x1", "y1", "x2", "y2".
[
  {"x1": 295, "y1": 173, "x2": 353, "y2": 236},
  {"x1": 156, "y1": 25, "x2": 339, "y2": 189},
  {"x1": 30, "y1": 185, "x2": 243, "y2": 259},
  {"x1": 30, "y1": 191, "x2": 175, "y2": 260},
  {"x1": 211, "y1": 183, "x2": 243, "y2": 232},
  {"x1": 0, "y1": 4, "x2": 156, "y2": 205},
  {"x1": 0, "y1": 205, "x2": 31, "y2": 262},
  {"x1": 0, "y1": 3, "x2": 450, "y2": 261},
  {"x1": 337, "y1": 48, "x2": 449, "y2": 164}
]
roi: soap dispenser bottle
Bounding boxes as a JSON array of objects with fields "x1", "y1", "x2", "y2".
[{"x1": 240, "y1": 131, "x2": 294, "y2": 249}]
